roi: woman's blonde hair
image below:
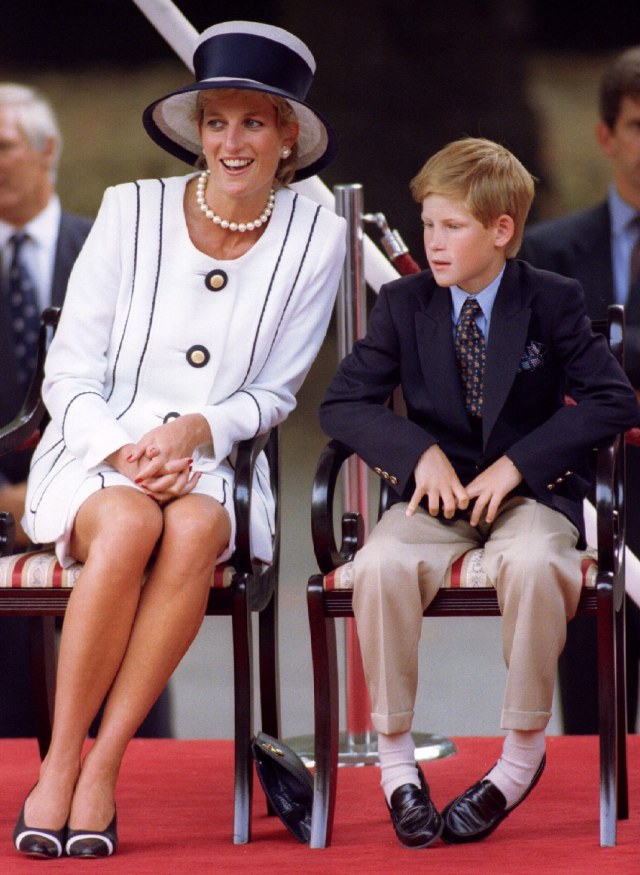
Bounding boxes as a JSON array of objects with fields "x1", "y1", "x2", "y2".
[
  {"x1": 410, "y1": 138, "x2": 535, "y2": 258},
  {"x1": 193, "y1": 89, "x2": 299, "y2": 186}
]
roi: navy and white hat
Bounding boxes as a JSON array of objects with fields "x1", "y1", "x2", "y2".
[{"x1": 143, "y1": 20, "x2": 337, "y2": 182}]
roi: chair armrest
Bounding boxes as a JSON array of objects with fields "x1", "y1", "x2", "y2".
[
  {"x1": 0, "y1": 511, "x2": 16, "y2": 557},
  {"x1": 311, "y1": 439, "x2": 365, "y2": 575},
  {"x1": 595, "y1": 433, "x2": 625, "y2": 611},
  {"x1": 0, "y1": 307, "x2": 59, "y2": 458},
  {"x1": 590, "y1": 303, "x2": 626, "y2": 608},
  {"x1": 233, "y1": 429, "x2": 276, "y2": 575},
  {"x1": 593, "y1": 303, "x2": 627, "y2": 610},
  {"x1": 606, "y1": 304, "x2": 624, "y2": 367}
]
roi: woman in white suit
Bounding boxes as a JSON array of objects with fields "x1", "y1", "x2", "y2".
[{"x1": 14, "y1": 21, "x2": 345, "y2": 860}]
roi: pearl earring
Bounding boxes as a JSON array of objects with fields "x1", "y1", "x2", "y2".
[{"x1": 281, "y1": 146, "x2": 291, "y2": 159}]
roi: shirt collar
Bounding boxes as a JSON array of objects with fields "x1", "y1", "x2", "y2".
[
  {"x1": 450, "y1": 266, "x2": 505, "y2": 323},
  {"x1": 608, "y1": 185, "x2": 638, "y2": 237},
  {"x1": 0, "y1": 195, "x2": 61, "y2": 250}
]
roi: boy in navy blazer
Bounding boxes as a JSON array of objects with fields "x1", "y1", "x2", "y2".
[{"x1": 319, "y1": 138, "x2": 639, "y2": 849}]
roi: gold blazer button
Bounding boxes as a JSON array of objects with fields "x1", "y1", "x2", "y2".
[
  {"x1": 187, "y1": 345, "x2": 210, "y2": 368},
  {"x1": 206, "y1": 269, "x2": 228, "y2": 291}
]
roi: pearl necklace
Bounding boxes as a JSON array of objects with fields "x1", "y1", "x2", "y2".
[{"x1": 196, "y1": 170, "x2": 276, "y2": 232}]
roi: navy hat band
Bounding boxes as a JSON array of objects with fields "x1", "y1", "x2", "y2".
[{"x1": 194, "y1": 32, "x2": 314, "y2": 100}]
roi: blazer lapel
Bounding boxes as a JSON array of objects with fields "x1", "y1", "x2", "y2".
[
  {"x1": 415, "y1": 287, "x2": 470, "y2": 434},
  {"x1": 482, "y1": 265, "x2": 531, "y2": 445},
  {"x1": 51, "y1": 213, "x2": 91, "y2": 307},
  {"x1": 51, "y1": 215, "x2": 73, "y2": 306},
  {"x1": 570, "y1": 203, "x2": 614, "y2": 315}
]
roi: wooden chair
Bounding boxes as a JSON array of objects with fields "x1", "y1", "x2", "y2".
[
  {"x1": 0, "y1": 307, "x2": 280, "y2": 845},
  {"x1": 306, "y1": 308, "x2": 629, "y2": 848}
]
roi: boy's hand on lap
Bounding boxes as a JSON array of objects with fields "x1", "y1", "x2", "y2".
[
  {"x1": 407, "y1": 444, "x2": 469, "y2": 518},
  {"x1": 466, "y1": 455, "x2": 522, "y2": 525}
]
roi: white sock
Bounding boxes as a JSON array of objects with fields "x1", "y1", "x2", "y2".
[
  {"x1": 378, "y1": 731, "x2": 420, "y2": 805},
  {"x1": 486, "y1": 729, "x2": 546, "y2": 808}
]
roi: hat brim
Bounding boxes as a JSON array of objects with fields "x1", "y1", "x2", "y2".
[{"x1": 142, "y1": 80, "x2": 337, "y2": 182}]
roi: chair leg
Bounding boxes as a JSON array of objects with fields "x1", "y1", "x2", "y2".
[
  {"x1": 258, "y1": 583, "x2": 280, "y2": 740},
  {"x1": 615, "y1": 597, "x2": 629, "y2": 820},
  {"x1": 307, "y1": 575, "x2": 340, "y2": 849},
  {"x1": 258, "y1": 584, "x2": 280, "y2": 818},
  {"x1": 28, "y1": 616, "x2": 56, "y2": 760},
  {"x1": 231, "y1": 574, "x2": 253, "y2": 844},
  {"x1": 597, "y1": 588, "x2": 617, "y2": 847}
]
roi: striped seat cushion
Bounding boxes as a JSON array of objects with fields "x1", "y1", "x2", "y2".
[
  {"x1": 0, "y1": 549, "x2": 236, "y2": 590},
  {"x1": 323, "y1": 547, "x2": 598, "y2": 591}
]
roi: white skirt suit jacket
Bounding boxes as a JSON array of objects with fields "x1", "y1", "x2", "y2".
[{"x1": 23, "y1": 175, "x2": 346, "y2": 566}]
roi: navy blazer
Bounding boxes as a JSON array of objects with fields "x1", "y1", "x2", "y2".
[
  {"x1": 0, "y1": 210, "x2": 92, "y2": 482},
  {"x1": 319, "y1": 259, "x2": 639, "y2": 545},
  {"x1": 520, "y1": 202, "x2": 640, "y2": 388}
]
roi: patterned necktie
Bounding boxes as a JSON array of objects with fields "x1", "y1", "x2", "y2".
[
  {"x1": 7, "y1": 231, "x2": 40, "y2": 387},
  {"x1": 455, "y1": 297, "x2": 486, "y2": 417}
]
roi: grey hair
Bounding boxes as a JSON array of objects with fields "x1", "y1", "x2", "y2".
[{"x1": 0, "y1": 83, "x2": 61, "y2": 182}]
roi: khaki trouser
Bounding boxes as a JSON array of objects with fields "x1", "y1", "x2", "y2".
[{"x1": 352, "y1": 497, "x2": 583, "y2": 735}]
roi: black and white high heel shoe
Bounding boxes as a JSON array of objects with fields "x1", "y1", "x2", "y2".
[
  {"x1": 13, "y1": 800, "x2": 66, "y2": 859},
  {"x1": 66, "y1": 809, "x2": 118, "y2": 858}
]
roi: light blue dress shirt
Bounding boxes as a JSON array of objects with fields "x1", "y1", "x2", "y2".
[
  {"x1": 608, "y1": 185, "x2": 640, "y2": 306},
  {"x1": 450, "y1": 266, "x2": 505, "y2": 341}
]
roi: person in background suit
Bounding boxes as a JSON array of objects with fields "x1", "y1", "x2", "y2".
[
  {"x1": 520, "y1": 45, "x2": 640, "y2": 735},
  {"x1": 320, "y1": 137, "x2": 638, "y2": 849},
  {"x1": 0, "y1": 83, "x2": 91, "y2": 545},
  {"x1": 0, "y1": 83, "x2": 172, "y2": 739}
]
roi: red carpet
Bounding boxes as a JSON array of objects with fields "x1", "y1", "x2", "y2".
[{"x1": 1, "y1": 736, "x2": 638, "y2": 873}]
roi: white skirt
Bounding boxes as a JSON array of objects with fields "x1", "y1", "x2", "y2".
[{"x1": 23, "y1": 439, "x2": 274, "y2": 568}]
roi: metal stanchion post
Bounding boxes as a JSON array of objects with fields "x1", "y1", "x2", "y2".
[{"x1": 334, "y1": 184, "x2": 376, "y2": 763}]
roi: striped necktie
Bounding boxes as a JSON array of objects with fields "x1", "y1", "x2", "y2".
[
  {"x1": 7, "y1": 231, "x2": 40, "y2": 387},
  {"x1": 455, "y1": 297, "x2": 486, "y2": 417}
]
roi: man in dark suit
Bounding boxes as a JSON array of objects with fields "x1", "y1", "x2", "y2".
[
  {"x1": 320, "y1": 138, "x2": 638, "y2": 849},
  {"x1": 520, "y1": 45, "x2": 640, "y2": 735},
  {"x1": 0, "y1": 83, "x2": 171, "y2": 737},
  {"x1": 0, "y1": 83, "x2": 92, "y2": 546}
]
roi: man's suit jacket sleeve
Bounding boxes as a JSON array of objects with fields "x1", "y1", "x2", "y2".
[
  {"x1": 319, "y1": 285, "x2": 435, "y2": 496},
  {"x1": 503, "y1": 280, "x2": 639, "y2": 495}
]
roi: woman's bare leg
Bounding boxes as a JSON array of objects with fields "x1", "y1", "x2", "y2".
[
  {"x1": 68, "y1": 492, "x2": 230, "y2": 830},
  {"x1": 23, "y1": 487, "x2": 163, "y2": 829}
]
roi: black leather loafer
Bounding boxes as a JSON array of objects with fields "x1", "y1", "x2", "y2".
[
  {"x1": 387, "y1": 767, "x2": 443, "y2": 849},
  {"x1": 442, "y1": 754, "x2": 546, "y2": 844}
]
